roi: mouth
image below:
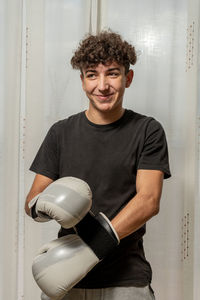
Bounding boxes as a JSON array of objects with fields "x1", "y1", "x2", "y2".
[{"x1": 94, "y1": 94, "x2": 114, "y2": 101}]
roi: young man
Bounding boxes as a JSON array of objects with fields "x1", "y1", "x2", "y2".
[{"x1": 25, "y1": 31, "x2": 171, "y2": 300}]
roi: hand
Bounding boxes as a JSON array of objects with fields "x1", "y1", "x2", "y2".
[
  {"x1": 28, "y1": 177, "x2": 92, "y2": 228},
  {"x1": 32, "y1": 212, "x2": 119, "y2": 300}
]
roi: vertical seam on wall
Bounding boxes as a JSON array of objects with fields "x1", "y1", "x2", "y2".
[
  {"x1": 88, "y1": 0, "x2": 92, "y2": 34},
  {"x1": 96, "y1": 0, "x2": 101, "y2": 34},
  {"x1": 193, "y1": 2, "x2": 200, "y2": 297},
  {"x1": 17, "y1": 0, "x2": 26, "y2": 299},
  {"x1": 89, "y1": 0, "x2": 101, "y2": 34}
]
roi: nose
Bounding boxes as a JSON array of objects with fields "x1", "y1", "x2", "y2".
[{"x1": 97, "y1": 75, "x2": 109, "y2": 92}]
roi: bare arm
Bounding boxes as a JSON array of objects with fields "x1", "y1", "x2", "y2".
[
  {"x1": 24, "y1": 174, "x2": 53, "y2": 216},
  {"x1": 111, "y1": 169, "x2": 164, "y2": 240}
]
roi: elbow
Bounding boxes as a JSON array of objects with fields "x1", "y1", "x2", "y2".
[
  {"x1": 150, "y1": 197, "x2": 160, "y2": 216},
  {"x1": 146, "y1": 195, "x2": 160, "y2": 217},
  {"x1": 152, "y1": 203, "x2": 160, "y2": 216}
]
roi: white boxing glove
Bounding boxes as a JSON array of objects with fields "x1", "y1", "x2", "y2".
[
  {"x1": 28, "y1": 177, "x2": 92, "y2": 228},
  {"x1": 33, "y1": 235, "x2": 99, "y2": 300},
  {"x1": 32, "y1": 212, "x2": 119, "y2": 300}
]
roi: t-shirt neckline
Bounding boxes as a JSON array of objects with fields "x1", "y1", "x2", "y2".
[{"x1": 82, "y1": 109, "x2": 128, "y2": 129}]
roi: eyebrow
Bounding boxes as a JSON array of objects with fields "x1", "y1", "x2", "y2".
[
  {"x1": 85, "y1": 69, "x2": 97, "y2": 74},
  {"x1": 85, "y1": 67, "x2": 121, "y2": 74},
  {"x1": 107, "y1": 67, "x2": 121, "y2": 72}
]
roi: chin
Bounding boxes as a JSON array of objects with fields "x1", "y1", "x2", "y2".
[{"x1": 97, "y1": 105, "x2": 114, "y2": 113}]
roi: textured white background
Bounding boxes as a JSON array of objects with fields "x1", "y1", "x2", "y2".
[{"x1": 0, "y1": 0, "x2": 199, "y2": 299}]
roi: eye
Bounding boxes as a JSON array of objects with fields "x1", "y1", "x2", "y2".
[
  {"x1": 109, "y1": 72, "x2": 120, "y2": 77},
  {"x1": 86, "y1": 73, "x2": 96, "y2": 79}
]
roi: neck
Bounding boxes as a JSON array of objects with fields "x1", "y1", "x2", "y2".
[{"x1": 85, "y1": 107, "x2": 125, "y2": 125}]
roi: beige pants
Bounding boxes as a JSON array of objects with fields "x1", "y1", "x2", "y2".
[{"x1": 61, "y1": 286, "x2": 155, "y2": 300}]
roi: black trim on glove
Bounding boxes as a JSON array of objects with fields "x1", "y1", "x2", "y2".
[
  {"x1": 30, "y1": 201, "x2": 51, "y2": 220},
  {"x1": 75, "y1": 212, "x2": 119, "y2": 260}
]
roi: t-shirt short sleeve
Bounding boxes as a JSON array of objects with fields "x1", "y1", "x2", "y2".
[
  {"x1": 137, "y1": 119, "x2": 171, "y2": 179},
  {"x1": 30, "y1": 123, "x2": 60, "y2": 180}
]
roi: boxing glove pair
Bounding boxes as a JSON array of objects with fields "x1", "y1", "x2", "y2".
[{"x1": 29, "y1": 177, "x2": 119, "y2": 300}]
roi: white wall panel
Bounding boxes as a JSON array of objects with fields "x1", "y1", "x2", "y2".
[
  {"x1": 99, "y1": 0, "x2": 199, "y2": 299},
  {"x1": 0, "y1": 1, "x2": 5, "y2": 296},
  {"x1": 0, "y1": 0, "x2": 199, "y2": 299},
  {"x1": 0, "y1": 0, "x2": 22, "y2": 299},
  {"x1": 24, "y1": 1, "x2": 90, "y2": 299}
]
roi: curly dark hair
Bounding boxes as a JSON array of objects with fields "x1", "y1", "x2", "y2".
[{"x1": 71, "y1": 31, "x2": 137, "y2": 74}]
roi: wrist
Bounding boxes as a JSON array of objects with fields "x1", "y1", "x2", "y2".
[
  {"x1": 28, "y1": 194, "x2": 40, "y2": 218},
  {"x1": 28, "y1": 194, "x2": 51, "y2": 222},
  {"x1": 75, "y1": 211, "x2": 119, "y2": 260}
]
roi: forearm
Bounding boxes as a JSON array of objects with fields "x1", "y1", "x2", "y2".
[
  {"x1": 24, "y1": 174, "x2": 53, "y2": 216},
  {"x1": 111, "y1": 192, "x2": 160, "y2": 240}
]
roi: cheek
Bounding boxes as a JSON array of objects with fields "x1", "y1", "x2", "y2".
[
  {"x1": 115, "y1": 77, "x2": 126, "y2": 89},
  {"x1": 83, "y1": 82, "x2": 95, "y2": 93},
  {"x1": 116, "y1": 82, "x2": 126, "y2": 94}
]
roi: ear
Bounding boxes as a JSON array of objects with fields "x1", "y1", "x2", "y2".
[
  {"x1": 125, "y1": 70, "x2": 134, "y2": 88},
  {"x1": 80, "y1": 73, "x2": 85, "y2": 91}
]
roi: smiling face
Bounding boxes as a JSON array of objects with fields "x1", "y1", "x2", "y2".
[{"x1": 81, "y1": 61, "x2": 133, "y2": 117}]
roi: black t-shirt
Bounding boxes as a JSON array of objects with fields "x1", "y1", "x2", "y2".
[{"x1": 30, "y1": 109, "x2": 171, "y2": 288}]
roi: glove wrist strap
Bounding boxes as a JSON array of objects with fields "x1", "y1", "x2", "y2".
[{"x1": 76, "y1": 212, "x2": 119, "y2": 260}]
